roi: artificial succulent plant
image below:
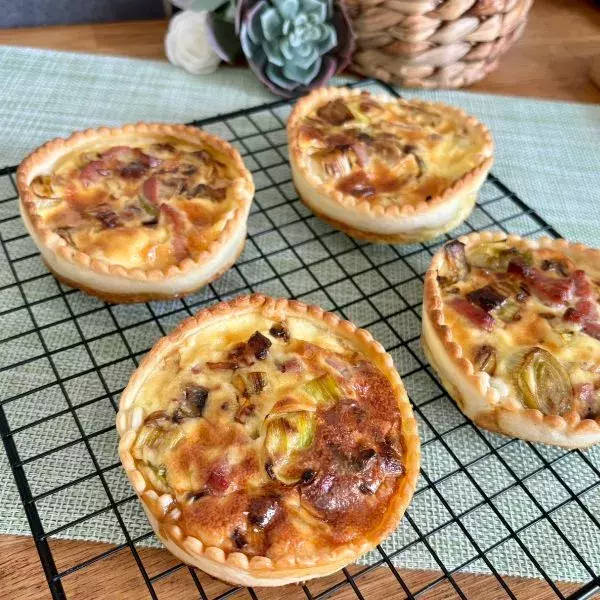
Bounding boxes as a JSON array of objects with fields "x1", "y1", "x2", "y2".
[
  {"x1": 236, "y1": 0, "x2": 354, "y2": 97},
  {"x1": 205, "y1": 0, "x2": 354, "y2": 98}
]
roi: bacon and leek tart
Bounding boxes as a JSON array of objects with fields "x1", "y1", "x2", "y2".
[
  {"x1": 423, "y1": 232, "x2": 600, "y2": 448},
  {"x1": 17, "y1": 123, "x2": 254, "y2": 303},
  {"x1": 287, "y1": 87, "x2": 493, "y2": 244},
  {"x1": 117, "y1": 295, "x2": 419, "y2": 586}
]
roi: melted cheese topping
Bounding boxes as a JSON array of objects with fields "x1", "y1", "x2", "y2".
[
  {"x1": 438, "y1": 242, "x2": 600, "y2": 418},
  {"x1": 30, "y1": 137, "x2": 241, "y2": 270},
  {"x1": 129, "y1": 313, "x2": 405, "y2": 561},
  {"x1": 295, "y1": 92, "x2": 489, "y2": 208}
]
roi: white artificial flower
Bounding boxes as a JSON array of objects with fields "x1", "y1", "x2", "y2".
[{"x1": 165, "y1": 10, "x2": 221, "y2": 75}]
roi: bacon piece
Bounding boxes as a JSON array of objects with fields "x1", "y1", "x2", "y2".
[
  {"x1": 326, "y1": 133, "x2": 354, "y2": 149},
  {"x1": 467, "y1": 285, "x2": 507, "y2": 313},
  {"x1": 143, "y1": 176, "x2": 160, "y2": 205},
  {"x1": 337, "y1": 171, "x2": 375, "y2": 198},
  {"x1": 100, "y1": 145, "x2": 133, "y2": 160},
  {"x1": 531, "y1": 274, "x2": 574, "y2": 306},
  {"x1": 120, "y1": 162, "x2": 148, "y2": 179},
  {"x1": 379, "y1": 444, "x2": 404, "y2": 476},
  {"x1": 277, "y1": 358, "x2": 303, "y2": 373},
  {"x1": 322, "y1": 133, "x2": 370, "y2": 168},
  {"x1": 316, "y1": 99, "x2": 353, "y2": 125},
  {"x1": 508, "y1": 260, "x2": 574, "y2": 306},
  {"x1": 80, "y1": 160, "x2": 111, "y2": 184},
  {"x1": 507, "y1": 259, "x2": 534, "y2": 279},
  {"x1": 449, "y1": 297, "x2": 495, "y2": 331},
  {"x1": 144, "y1": 176, "x2": 185, "y2": 206},
  {"x1": 438, "y1": 240, "x2": 469, "y2": 288},
  {"x1": 583, "y1": 322, "x2": 600, "y2": 341},
  {"x1": 299, "y1": 124, "x2": 324, "y2": 143},
  {"x1": 351, "y1": 141, "x2": 370, "y2": 168},
  {"x1": 572, "y1": 269, "x2": 593, "y2": 298},
  {"x1": 206, "y1": 466, "x2": 230, "y2": 495},
  {"x1": 269, "y1": 322, "x2": 290, "y2": 342},
  {"x1": 188, "y1": 183, "x2": 227, "y2": 201},
  {"x1": 99, "y1": 145, "x2": 161, "y2": 167},
  {"x1": 247, "y1": 331, "x2": 272, "y2": 360},
  {"x1": 564, "y1": 299, "x2": 598, "y2": 325},
  {"x1": 160, "y1": 204, "x2": 188, "y2": 262},
  {"x1": 574, "y1": 382, "x2": 596, "y2": 418},
  {"x1": 88, "y1": 203, "x2": 121, "y2": 229}
]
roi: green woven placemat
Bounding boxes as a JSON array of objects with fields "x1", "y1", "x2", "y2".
[{"x1": 1, "y1": 46, "x2": 600, "y2": 586}]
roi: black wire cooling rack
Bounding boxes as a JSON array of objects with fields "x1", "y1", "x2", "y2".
[{"x1": 1, "y1": 80, "x2": 600, "y2": 600}]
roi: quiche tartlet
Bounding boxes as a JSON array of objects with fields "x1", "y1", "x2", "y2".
[
  {"x1": 17, "y1": 123, "x2": 254, "y2": 303},
  {"x1": 423, "y1": 232, "x2": 600, "y2": 448},
  {"x1": 287, "y1": 87, "x2": 493, "y2": 244},
  {"x1": 117, "y1": 295, "x2": 419, "y2": 586}
]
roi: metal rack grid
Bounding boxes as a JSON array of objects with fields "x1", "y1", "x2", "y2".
[{"x1": 1, "y1": 79, "x2": 599, "y2": 600}]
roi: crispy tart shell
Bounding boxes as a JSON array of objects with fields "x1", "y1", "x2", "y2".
[
  {"x1": 116, "y1": 294, "x2": 420, "y2": 586},
  {"x1": 423, "y1": 231, "x2": 600, "y2": 448},
  {"x1": 17, "y1": 123, "x2": 254, "y2": 303},
  {"x1": 287, "y1": 87, "x2": 493, "y2": 244}
]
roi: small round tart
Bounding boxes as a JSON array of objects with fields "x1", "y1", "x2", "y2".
[
  {"x1": 423, "y1": 231, "x2": 600, "y2": 448},
  {"x1": 17, "y1": 123, "x2": 254, "y2": 303},
  {"x1": 117, "y1": 295, "x2": 419, "y2": 586},
  {"x1": 287, "y1": 87, "x2": 493, "y2": 244}
]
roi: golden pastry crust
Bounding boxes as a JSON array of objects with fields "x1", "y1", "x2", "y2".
[
  {"x1": 117, "y1": 294, "x2": 420, "y2": 586},
  {"x1": 41, "y1": 232, "x2": 244, "y2": 304},
  {"x1": 17, "y1": 123, "x2": 254, "y2": 302},
  {"x1": 296, "y1": 185, "x2": 477, "y2": 244},
  {"x1": 287, "y1": 87, "x2": 493, "y2": 244},
  {"x1": 423, "y1": 231, "x2": 600, "y2": 448}
]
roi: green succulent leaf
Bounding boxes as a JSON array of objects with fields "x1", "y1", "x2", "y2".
[
  {"x1": 240, "y1": 0, "x2": 352, "y2": 97},
  {"x1": 283, "y1": 56, "x2": 322, "y2": 84},
  {"x1": 260, "y1": 7, "x2": 283, "y2": 40},
  {"x1": 264, "y1": 40, "x2": 285, "y2": 66},
  {"x1": 266, "y1": 63, "x2": 301, "y2": 90},
  {"x1": 273, "y1": 0, "x2": 300, "y2": 19},
  {"x1": 315, "y1": 26, "x2": 336, "y2": 54},
  {"x1": 303, "y1": 0, "x2": 327, "y2": 21},
  {"x1": 248, "y1": 6, "x2": 265, "y2": 44}
]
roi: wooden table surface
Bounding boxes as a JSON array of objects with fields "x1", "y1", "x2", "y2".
[{"x1": 1, "y1": 1, "x2": 599, "y2": 599}]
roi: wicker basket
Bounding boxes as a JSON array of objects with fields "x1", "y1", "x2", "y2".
[{"x1": 346, "y1": 0, "x2": 533, "y2": 88}]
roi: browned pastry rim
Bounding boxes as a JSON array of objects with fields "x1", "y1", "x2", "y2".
[
  {"x1": 423, "y1": 230, "x2": 600, "y2": 448},
  {"x1": 117, "y1": 294, "x2": 420, "y2": 586},
  {"x1": 287, "y1": 86, "x2": 493, "y2": 244},
  {"x1": 17, "y1": 122, "x2": 254, "y2": 302}
]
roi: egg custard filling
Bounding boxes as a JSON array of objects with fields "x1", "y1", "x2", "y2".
[
  {"x1": 17, "y1": 124, "x2": 253, "y2": 302},
  {"x1": 117, "y1": 296, "x2": 419, "y2": 586},
  {"x1": 288, "y1": 87, "x2": 493, "y2": 243},
  {"x1": 423, "y1": 232, "x2": 600, "y2": 448},
  {"x1": 31, "y1": 141, "x2": 238, "y2": 269}
]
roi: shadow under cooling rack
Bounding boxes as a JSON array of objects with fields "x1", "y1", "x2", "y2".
[{"x1": 1, "y1": 79, "x2": 599, "y2": 600}]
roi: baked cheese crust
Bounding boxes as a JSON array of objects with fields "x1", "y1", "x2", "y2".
[
  {"x1": 423, "y1": 231, "x2": 600, "y2": 448},
  {"x1": 117, "y1": 295, "x2": 420, "y2": 586},
  {"x1": 17, "y1": 123, "x2": 254, "y2": 302},
  {"x1": 288, "y1": 87, "x2": 493, "y2": 243}
]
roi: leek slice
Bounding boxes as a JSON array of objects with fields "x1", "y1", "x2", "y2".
[{"x1": 514, "y1": 347, "x2": 572, "y2": 415}]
